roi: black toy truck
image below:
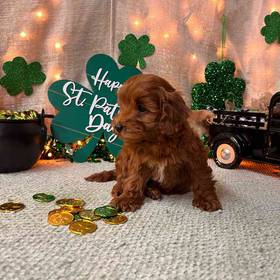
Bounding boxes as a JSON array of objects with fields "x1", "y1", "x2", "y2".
[{"x1": 209, "y1": 92, "x2": 280, "y2": 169}]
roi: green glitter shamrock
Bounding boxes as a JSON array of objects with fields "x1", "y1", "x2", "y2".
[
  {"x1": 118, "y1": 34, "x2": 155, "y2": 69},
  {"x1": 261, "y1": 11, "x2": 280, "y2": 44},
  {"x1": 191, "y1": 60, "x2": 246, "y2": 110},
  {"x1": 0, "y1": 56, "x2": 46, "y2": 96}
]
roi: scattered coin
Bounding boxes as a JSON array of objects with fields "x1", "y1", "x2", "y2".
[
  {"x1": 103, "y1": 214, "x2": 128, "y2": 225},
  {"x1": 48, "y1": 209, "x2": 64, "y2": 216},
  {"x1": 60, "y1": 205, "x2": 83, "y2": 214},
  {"x1": 69, "y1": 220, "x2": 97, "y2": 235},
  {"x1": 56, "y1": 198, "x2": 85, "y2": 208},
  {"x1": 33, "y1": 193, "x2": 56, "y2": 203},
  {"x1": 94, "y1": 205, "x2": 118, "y2": 218},
  {"x1": 79, "y1": 210, "x2": 101, "y2": 221},
  {"x1": 48, "y1": 211, "x2": 74, "y2": 226},
  {"x1": 0, "y1": 202, "x2": 25, "y2": 212}
]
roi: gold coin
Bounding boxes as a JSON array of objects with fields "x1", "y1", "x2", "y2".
[
  {"x1": 60, "y1": 205, "x2": 83, "y2": 214},
  {"x1": 79, "y1": 210, "x2": 101, "y2": 221},
  {"x1": 48, "y1": 209, "x2": 63, "y2": 216},
  {"x1": 0, "y1": 202, "x2": 25, "y2": 212},
  {"x1": 56, "y1": 198, "x2": 85, "y2": 207},
  {"x1": 48, "y1": 211, "x2": 74, "y2": 226},
  {"x1": 69, "y1": 220, "x2": 97, "y2": 235},
  {"x1": 103, "y1": 214, "x2": 128, "y2": 225}
]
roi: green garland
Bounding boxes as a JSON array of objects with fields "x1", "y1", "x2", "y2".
[{"x1": 41, "y1": 135, "x2": 115, "y2": 163}]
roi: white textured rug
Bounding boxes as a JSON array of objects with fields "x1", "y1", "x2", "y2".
[{"x1": 0, "y1": 160, "x2": 279, "y2": 280}]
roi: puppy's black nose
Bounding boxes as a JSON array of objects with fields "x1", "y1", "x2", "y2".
[{"x1": 115, "y1": 123, "x2": 123, "y2": 132}]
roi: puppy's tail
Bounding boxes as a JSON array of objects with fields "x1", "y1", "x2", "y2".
[{"x1": 85, "y1": 169, "x2": 116, "y2": 182}]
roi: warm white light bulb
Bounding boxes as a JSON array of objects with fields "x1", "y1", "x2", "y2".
[
  {"x1": 191, "y1": 54, "x2": 197, "y2": 60},
  {"x1": 20, "y1": 31, "x2": 27, "y2": 38},
  {"x1": 36, "y1": 11, "x2": 43, "y2": 18},
  {"x1": 134, "y1": 20, "x2": 140, "y2": 26},
  {"x1": 47, "y1": 152, "x2": 53, "y2": 158},
  {"x1": 54, "y1": 73, "x2": 61, "y2": 80},
  {"x1": 163, "y1": 33, "x2": 170, "y2": 39},
  {"x1": 55, "y1": 42, "x2": 62, "y2": 49}
]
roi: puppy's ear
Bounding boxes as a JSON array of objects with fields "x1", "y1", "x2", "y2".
[{"x1": 159, "y1": 89, "x2": 189, "y2": 136}]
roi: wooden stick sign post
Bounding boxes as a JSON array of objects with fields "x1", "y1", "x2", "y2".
[{"x1": 48, "y1": 54, "x2": 141, "y2": 162}]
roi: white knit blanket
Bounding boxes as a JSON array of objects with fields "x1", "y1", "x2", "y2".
[{"x1": 0, "y1": 160, "x2": 279, "y2": 280}]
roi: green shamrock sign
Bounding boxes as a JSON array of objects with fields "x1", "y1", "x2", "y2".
[
  {"x1": 0, "y1": 57, "x2": 46, "y2": 96},
  {"x1": 118, "y1": 34, "x2": 155, "y2": 69},
  {"x1": 191, "y1": 60, "x2": 246, "y2": 110},
  {"x1": 48, "y1": 54, "x2": 141, "y2": 162},
  {"x1": 261, "y1": 11, "x2": 280, "y2": 44}
]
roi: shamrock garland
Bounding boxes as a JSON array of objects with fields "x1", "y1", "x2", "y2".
[
  {"x1": 191, "y1": 60, "x2": 246, "y2": 110},
  {"x1": 0, "y1": 57, "x2": 46, "y2": 96},
  {"x1": 118, "y1": 34, "x2": 155, "y2": 69},
  {"x1": 261, "y1": 11, "x2": 280, "y2": 44}
]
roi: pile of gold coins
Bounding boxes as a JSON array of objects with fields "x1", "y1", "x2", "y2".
[
  {"x1": 0, "y1": 193, "x2": 128, "y2": 236},
  {"x1": 48, "y1": 197, "x2": 127, "y2": 235}
]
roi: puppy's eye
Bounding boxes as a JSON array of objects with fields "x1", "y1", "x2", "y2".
[{"x1": 137, "y1": 104, "x2": 147, "y2": 113}]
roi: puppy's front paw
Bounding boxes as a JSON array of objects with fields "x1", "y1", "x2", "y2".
[
  {"x1": 111, "y1": 183, "x2": 123, "y2": 198},
  {"x1": 110, "y1": 196, "x2": 144, "y2": 212},
  {"x1": 192, "y1": 197, "x2": 222, "y2": 212}
]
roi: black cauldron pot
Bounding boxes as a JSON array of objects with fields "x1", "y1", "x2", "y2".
[{"x1": 0, "y1": 110, "x2": 48, "y2": 173}]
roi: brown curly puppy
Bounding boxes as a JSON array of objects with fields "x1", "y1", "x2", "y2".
[{"x1": 86, "y1": 74, "x2": 221, "y2": 212}]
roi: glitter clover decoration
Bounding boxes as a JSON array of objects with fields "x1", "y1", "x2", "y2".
[
  {"x1": 191, "y1": 60, "x2": 246, "y2": 110},
  {"x1": 261, "y1": 11, "x2": 280, "y2": 44},
  {"x1": 118, "y1": 34, "x2": 155, "y2": 70},
  {"x1": 0, "y1": 57, "x2": 46, "y2": 96}
]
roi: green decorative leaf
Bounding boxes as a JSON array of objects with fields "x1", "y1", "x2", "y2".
[
  {"x1": 138, "y1": 35, "x2": 150, "y2": 45},
  {"x1": 0, "y1": 56, "x2": 46, "y2": 96},
  {"x1": 261, "y1": 11, "x2": 280, "y2": 44},
  {"x1": 48, "y1": 54, "x2": 141, "y2": 162},
  {"x1": 191, "y1": 60, "x2": 246, "y2": 110},
  {"x1": 118, "y1": 54, "x2": 138, "y2": 68},
  {"x1": 138, "y1": 57, "x2": 146, "y2": 70},
  {"x1": 118, "y1": 33, "x2": 155, "y2": 69}
]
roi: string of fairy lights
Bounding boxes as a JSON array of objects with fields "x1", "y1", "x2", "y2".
[{"x1": 8, "y1": 1, "x2": 280, "y2": 79}]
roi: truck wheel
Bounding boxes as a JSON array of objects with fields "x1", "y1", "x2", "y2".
[{"x1": 213, "y1": 140, "x2": 241, "y2": 169}]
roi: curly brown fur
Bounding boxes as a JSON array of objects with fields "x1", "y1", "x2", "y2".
[
  {"x1": 188, "y1": 110, "x2": 215, "y2": 137},
  {"x1": 85, "y1": 170, "x2": 116, "y2": 182},
  {"x1": 86, "y1": 74, "x2": 221, "y2": 212}
]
